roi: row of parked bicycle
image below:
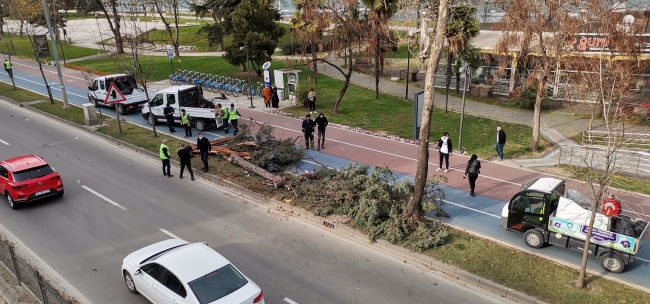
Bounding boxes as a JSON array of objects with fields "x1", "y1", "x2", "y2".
[{"x1": 169, "y1": 69, "x2": 264, "y2": 98}]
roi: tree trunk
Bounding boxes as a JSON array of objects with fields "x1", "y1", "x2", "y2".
[
  {"x1": 173, "y1": 4, "x2": 180, "y2": 57},
  {"x1": 230, "y1": 154, "x2": 284, "y2": 187},
  {"x1": 574, "y1": 182, "x2": 603, "y2": 288},
  {"x1": 405, "y1": 0, "x2": 450, "y2": 217},
  {"x1": 97, "y1": 0, "x2": 124, "y2": 54},
  {"x1": 530, "y1": 77, "x2": 546, "y2": 151},
  {"x1": 332, "y1": 43, "x2": 354, "y2": 114},
  {"x1": 154, "y1": 2, "x2": 176, "y2": 55},
  {"x1": 375, "y1": 25, "x2": 380, "y2": 100},
  {"x1": 312, "y1": 40, "x2": 318, "y2": 84}
]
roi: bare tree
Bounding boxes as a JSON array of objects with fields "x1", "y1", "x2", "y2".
[
  {"x1": 405, "y1": 0, "x2": 451, "y2": 218},
  {"x1": 291, "y1": 0, "x2": 365, "y2": 114},
  {"x1": 94, "y1": 0, "x2": 125, "y2": 54},
  {"x1": 291, "y1": 0, "x2": 327, "y2": 84},
  {"x1": 152, "y1": 0, "x2": 181, "y2": 57}
]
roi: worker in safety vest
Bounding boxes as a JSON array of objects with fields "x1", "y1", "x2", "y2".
[
  {"x1": 160, "y1": 139, "x2": 173, "y2": 177},
  {"x1": 228, "y1": 103, "x2": 242, "y2": 136},
  {"x1": 4, "y1": 59, "x2": 13, "y2": 79},
  {"x1": 180, "y1": 109, "x2": 192, "y2": 138},
  {"x1": 219, "y1": 103, "x2": 230, "y2": 134}
]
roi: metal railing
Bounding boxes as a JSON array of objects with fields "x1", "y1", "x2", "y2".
[
  {"x1": 0, "y1": 241, "x2": 73, "y2": 304},
  {"x1": 558, "y1": 145, "x2": 650, "y2": 178},
  {"x1": 581, "y1": 130, "x2": 650, "y2": 152}
]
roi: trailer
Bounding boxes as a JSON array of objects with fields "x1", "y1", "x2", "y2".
[{"x1": 500, "y1": 177, "x2": 648, "y2": 273}]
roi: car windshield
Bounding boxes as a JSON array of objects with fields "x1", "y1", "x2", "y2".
[
  {"x1": 188, "y1": 264, "x2": 249, "y2": 304},
  {"x1": 12, "y1": 165, "x2": 54, "y2": 182}
]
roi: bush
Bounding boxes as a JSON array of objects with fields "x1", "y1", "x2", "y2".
[
  {"x1": 295, "y1": 76, "x2": 319, "y2": 109},
  {"x1": 279, "y1": 41, "x2": 301, "y2": 55}
]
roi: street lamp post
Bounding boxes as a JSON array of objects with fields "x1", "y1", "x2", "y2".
[
  {"x1": 457, "y1": 64, "x2": 469, "y2": 153},
  {"x1": 405, "y1": 29, "x2": 419, "y2": 100},
  {"x1": 41, "y1": 0, "x2": 69, "y2": 108},
  {"x1": 240, "y1": 46, "x2": 254, "y2": 108}
]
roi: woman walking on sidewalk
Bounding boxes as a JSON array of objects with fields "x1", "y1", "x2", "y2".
[
  {"x1": 436, "y1": 132, "x2": 452, "y2": 173},
  {"x1": 463, "y1": 154, "x2": 481, "y2": 197}
]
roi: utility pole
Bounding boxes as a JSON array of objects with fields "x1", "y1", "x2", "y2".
[{"x1": 41, "y1": 0, "x2": 69, "y2": 108}]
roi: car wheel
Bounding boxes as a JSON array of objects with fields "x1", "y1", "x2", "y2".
[
  {"x1": 148, "y1": 114, "x2": 157, "y2": 126},
  {"x1": 195, "y1": 119, "x2": 206, "y2": 131},
  {"x1": 117, "y1": 104, "x2": 126, "y2": 115},
  {"x1": 6, "y1": 193, "x2": 18, "y2": 210},
  {"x1": 600, "y1": 252, "x2": 625, "y2": 273},
  {"x1": 123, "y1": 271, "x2": 139, "y2": 294},
  {"x1": 523, "y1": 229, "x2": 544, "y2": 249}
]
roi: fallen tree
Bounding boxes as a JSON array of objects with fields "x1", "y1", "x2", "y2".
[
  {"x1": 230, "y1": 154, "x2": 284, "y2": 187},
  {"x1": 284, "y1": 164, "x2": 449, "y2": 251}
]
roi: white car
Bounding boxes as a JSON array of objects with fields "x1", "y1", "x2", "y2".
[{"x1": 122, "y1": 239, "x2": 265, "y2": 304}]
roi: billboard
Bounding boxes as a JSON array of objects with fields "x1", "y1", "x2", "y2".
[{"x1": 33, "y1": 35, "x2": 50, "y2": 58}]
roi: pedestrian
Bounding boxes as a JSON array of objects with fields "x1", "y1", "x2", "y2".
[
  {"x1": 262, "y1": 84, "x2": 271, "y2": 108},
  {"x1": 436, "y1": 132, "x2": 453, "y2": 173},
  {"x1": 164, "y1": 103, "x2": 176, "y2": 133},
  {"x1": 495, "y1": 125, "x2": 507, "y2": 160},
  {"x1": 228, "y1": 103, "x2": 242, "y2": 136},
  {"x1": 160, "y1": 139, "x2": 173, "y2": 178},
  {"x1": 217, "y1": 103, "x2": 230, "y2": 134},
  {"x1": 314, "y1": 112, "x2": 328, "y2": 150},
  {"x1": 307, "y1": 88, "x2": 317, "y2": 113},
  {"x1": 180, "y1": 109, "x2": 192, "y2": 137},
  {"x1": 463, "y1": 154, "x2": 481, "y2": 197},
  {"x1": 62, "y1": 27, "x2": 67, "y2": 40},
  {"x1": 176, "y1": 143, "x2": 195, "y2": 181},
  {"x1": 4, "y1": 59, "x2": 13, "y2": 79},
  {"x1": 302, "y1": 113, "x2": 315, "y2": 149},
  {"x1": 197, "y1": 132, "x2": 211, "y2": 172},
  {"x1": 270, "y1": 84, "x2": 280, "y2": 108}
]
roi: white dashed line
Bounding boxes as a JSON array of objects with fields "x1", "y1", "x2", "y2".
[
  {"x1": 283, "y1": 297, "x2": 299, "y2": 304},
  {"x1": 159, "y1": 228, "x2": 181, "y2": 239},
  {"x1": 442, "y1": 199, "x2": 500, "y2": 219},
  {"x1": 0, "y1": 139, "x2": 9, "y2": 146},
  {"x1": 81, "y1": 185, "x2": 128, "y2": 211}
]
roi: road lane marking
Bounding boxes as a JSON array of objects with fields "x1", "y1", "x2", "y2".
[
  {"x1": 81, "y1": 185, "x2": 128, "y2": 211},
  {"x1": 0, "y1": 139, "x2": 9, "y2": 146},
  {"x1": 442, "y1": 199, "x2": 500, "y2": 219},
  {"x1": 240, "y1": 117, "x2": 521, "y2": 186},
  {"x1": 12, "y1": 62, "x2": 87, "y2": 81},
  {"x1": 159, "y1": 228, "x2": 181, "y2": 239},
  {"x1": 283, "y1": 298, "x2": 299, "y2": 304}
]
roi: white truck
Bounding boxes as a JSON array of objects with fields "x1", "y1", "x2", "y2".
[
  {"x1": 501, "y1": 177, "x2": 648, "y2": 273},
  {"x1": 141, "y1": 85, "x2": 225, "y2": 131},
  {"x1": 87, "y1": 74, "x2": 156, "y2": 114}
]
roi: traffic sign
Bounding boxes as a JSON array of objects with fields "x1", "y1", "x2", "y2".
[{"x1": 104, "y1": 82, "x2": 127, "y2": 105}]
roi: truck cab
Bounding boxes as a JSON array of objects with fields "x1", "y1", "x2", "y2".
[
  {"x1": 141, "y1": 85, "x2": 224, "y2": 131},
  {"x1": 87, "y1": 74, "x2": 156, "y2": 114},
  {"x1": 501, "y1": 177, "x2": 648, "y2": 273}
]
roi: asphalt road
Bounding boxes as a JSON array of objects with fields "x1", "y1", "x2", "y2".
[{"x1": 0, "y1": 101, "x2": 508, "y2": 303}]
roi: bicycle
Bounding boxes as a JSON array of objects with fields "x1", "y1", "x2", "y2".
[{"x1": 256, "y1": 82, "x2": 264, "y2": 98}]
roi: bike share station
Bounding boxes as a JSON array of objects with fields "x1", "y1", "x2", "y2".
[{"x1": 273, "y1": 69, "x2": 301, "y2": 104}]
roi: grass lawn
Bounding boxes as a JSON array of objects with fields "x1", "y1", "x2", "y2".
[
  {"x1": 3, "y1": 87, "x2": 648, "y2": 304},
  {"x1": 0, "y1": 34, "x2": 101, "y2": 61},
  {"x1": 282, "y1": 71, "x2": 550, "y2": 159},
  {"x1": 70, "y1": 55, "x2": 290, "y2": 83},
  {"x1": 31, "y1": 101, "x2": 86, "y2": 125},
  {"x1": 143, "y1": 23, "x2": 292, "y2": 52},
  {"x1": 384, "y1": 44, "x2": 410, "y2": 59},
  {"x1": 0, "y1": 82, "x2": 44, "y2": 102},
  {"x1": 425, "y1": 227, "x2": 650, "y2": 304},
  {"x1": 554, "y1": 164, "x2": 650, "y2": 196}
]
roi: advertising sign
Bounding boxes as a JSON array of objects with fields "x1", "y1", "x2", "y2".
[
  {"x1": 33, "y1": 35, "x2": 50, "y2": 58},
  {"x1": 549, "y1": 217, "x2": 637, "y2": 254}
]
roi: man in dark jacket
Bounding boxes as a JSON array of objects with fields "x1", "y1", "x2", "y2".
[
  {"x1": 314, "y1": 112, "x2": 328, "y2": 150},
  {"x1": 270, "y1": 85, "x2": 280, "y2": 108},
  {"x1": 495, "y1": 125, "x2": 507, "y2": 160},
  {"x1": 177, "y1": 143, "x2": 194, "y2": 181},
  {"x1": 302, "y1": 113, "x2": 315, "y2": 149},
  {"x1": 164, "y1": 103, "x2": 176, "y2": 132},
  {"x1": 197, "y1": 133, "x2": 211, "y2": 172}
]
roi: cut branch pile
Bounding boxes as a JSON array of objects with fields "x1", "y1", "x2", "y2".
[{"x1": 192, "y1": 147, "x2": 251, "y2": 159}]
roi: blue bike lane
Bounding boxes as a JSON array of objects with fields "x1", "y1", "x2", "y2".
[{"x1": 1, "y1": 64, "x2": 649, "y2": 290}]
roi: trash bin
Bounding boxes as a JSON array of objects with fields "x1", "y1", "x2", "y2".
[
  {"x1": 410, "y1": 72, "x2": 418, "y2": 82},
  {"x1": 82, "y1": 103, "x2": 99, "y2": 126}
]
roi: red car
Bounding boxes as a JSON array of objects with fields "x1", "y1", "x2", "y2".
[{"x1": 0, "y1": 155, "x2": 64, "y2": 209}]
